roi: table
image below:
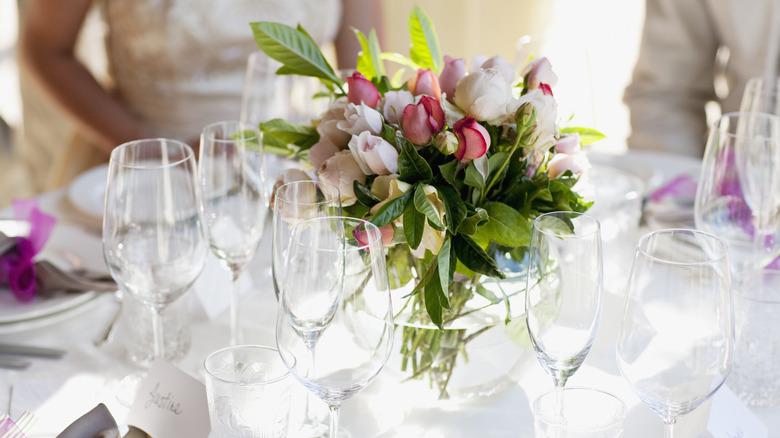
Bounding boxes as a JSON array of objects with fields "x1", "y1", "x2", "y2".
[{"x1": 1, "y1": 150, "x2": 779, "y2": 437}]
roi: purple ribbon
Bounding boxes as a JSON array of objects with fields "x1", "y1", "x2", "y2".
[{"x1": 0, "y1": 199, "x2": 57, "y2": 302}]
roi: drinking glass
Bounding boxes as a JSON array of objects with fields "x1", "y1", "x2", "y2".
[
  {"x1": 533, "y1": 387, "x2": 626, "y2": 437},
  {"x1": 616, "y1": 229, "x2": 734, "y2": 437},
  {"x1": 272, "y1": 180, "x2": 342, "y2": 298},
  {"x1": 739, "y1": 76, "x2": 780, "y2": 116},
  {"x1": 694, "y1": 112, "x2": 780, "y2": 272},
  {"x1": 103, "y1": 138, "x2": 208, "y2": 362},
  {"x1": 199, "y1": 120, "x2": 268, "y2": 346},
  {"x1": 276, "y1": 216, "x2": 394, "y2": 438},
  {"x1": 526, "y1": 211, "x2": 602, "y2": 389}
]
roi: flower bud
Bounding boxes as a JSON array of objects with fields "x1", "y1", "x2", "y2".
[
  {"x1": 402, "y1": 96, "x2": 445, "y2": 146},
  {"x1": 439, "y1": 55, "x2": 465, "y2": 103},
  {"x1": 407, "y1": 69, "x2": 442, "y2": 100},
  {"x1": 453, "y1": 117, "x2": 490, "y2": 163},
  {"x1": 523, "y1": 57, "x2": 558, "y2": 90},
  {"x1": 433, "y1": 131, "x2": 459, "y2": 155},
  {"x1": 318, "y1": 150, "x2": 366, "y2": 206},
  {"x1": 382, "y1": 90, "x2": 415, "y2": 125},
  {"x1": 348, "y1": 131, "x2": 399, "y2": 175},
  {"x1": 347, "y1": 71, "x2": 381, "y2": 108},
  {"x1": 480, "y1": 55, "x2": 515, "y2": 85}
]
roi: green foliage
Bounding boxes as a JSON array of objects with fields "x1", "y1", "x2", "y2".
[{"x1": 408, "y1": 6, "x2": 442, "y2": 73}]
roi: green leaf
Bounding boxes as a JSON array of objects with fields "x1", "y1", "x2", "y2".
[
  {"x1": 457, "y1": 207, "x2": 489, "y2": 235},
  {"x1": 408, "y1": 6, "x2": 442, "y2": 73},
  {"x1": 370, "y1": 186, "x2": 415, "y2": 227},
  {"x1": 436, "y1": 238, "x2": 452, "y2": 310},
  {"x1": 413, "y1": 186, "x2": 444, "y2": 230},
  {"x1": 250, "y1": 22, "x2": 343, "y2": 89},
  {"x1": 259, "y1": 118, "x2": 318, "y2": 152},
  {"x1": 464, "y1": 160, "x2": 486, "y2": 193},
  {"x1": 380, "y1": 123, "x2": 398, "y2": 146},
  {"x1": 354, "y1": 181, "x2": 381, "y2": 207},
  {"x1": 560, "y1": 127, "x2": 606, "y2": 146},
  {"x1": 398, "y1": 137, "x2": 433, "y2": 183},
  {"x1": 437, "y1": 185, "x2": 467, "y2": 233},
  {"x1": 439, "y1": 161, "x2": 459, "y2": 188},
  {"x1": 402, "y1": 200, "x2": 425, "y2": 250},
  {"x1": 452, "y1": 234, "x2": 505, "y2": 279},
  {"x1": 354, "y1": 29, "x2": 376, "y2": 80},
  {"x1": 481, "y1": 202, "x2": 532, "y2": 247},
  {"x1": 424, "y1": 268, "x2": 446, "y2": 329}
]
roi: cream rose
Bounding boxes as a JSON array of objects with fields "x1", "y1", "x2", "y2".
[
  {"x1": 337, "y1": 102, "x2": 384, "y2": 137},
  {"x1": 453, "y1": 68, "x2": 512, "y2": 123},
  {"x1": 317, "y1": 150, "x2": 366, "y2": 206}
]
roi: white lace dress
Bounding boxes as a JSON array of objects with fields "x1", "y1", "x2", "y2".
[{"x1": 103, "y1": 0, "x2": 342, "y2": 141}]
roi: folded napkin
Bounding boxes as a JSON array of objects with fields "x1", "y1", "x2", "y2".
[
  {"x1": 0, "y1": 232, "x2": 117, "y2": 301},
  {"x1": 56, "y1": 404, "x2": 118, "y2": 438}
]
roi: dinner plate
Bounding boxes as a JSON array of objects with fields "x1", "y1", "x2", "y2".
[
  {"x1": 587, "y1": 149, "x2": 701, "y2": 193},
  {"x1": 0, "y1": 223, "x2": 108, "y2": 331},
  {"x1": 67, "y1": 163, "x2": 109, "y2": 219}
]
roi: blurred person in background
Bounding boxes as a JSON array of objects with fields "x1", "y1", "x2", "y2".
[
  {"x1": 624, "y1": 0, "x2": 780, "y2": 157},
  {"x1": 18, "y1": 0, "x2": 381, "y2": 189}
]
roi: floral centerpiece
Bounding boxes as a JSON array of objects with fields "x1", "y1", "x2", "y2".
[{"x1": 251, "y1": 7, "x2": 603, "y2": 398}]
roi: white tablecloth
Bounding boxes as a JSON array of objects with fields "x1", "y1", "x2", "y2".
[{"x1": 1, "y1": 150, "x2": 779, "y2": 437}]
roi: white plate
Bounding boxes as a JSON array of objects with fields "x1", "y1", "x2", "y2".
[
  {"x1": 588, "y1": 149, "x2": 701, "y2": 193},
  {"x1": 0, "y1": 223, "x2": 109, "y2": 329},
  {"x1": 67, "y1": 163, "x2": 109, "y2": 219}
]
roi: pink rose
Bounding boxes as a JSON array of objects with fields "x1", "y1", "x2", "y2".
[
  {"x1": 337, "y1": 103, "x2": 384, "y2": 136},
  {"x1": 470, "y1": 55, "x2": 488, "y2": 73},
  {"x1": 523, "y1": 57, "x2": 558, "y2": 90},
  {"x1": 382, "y1": 90, "x2": 414, "y2": 125},
  {"x1": 548, "y1": 152, "x2": 590, "y2": 179},
  {"x1": 407, "y1": 69, "x2": 442, "y2": 101},
  {"x1": 453, "y1": 117, "x2": 490, "y2": 163},
  {"x1": 353, "y1": 224, "x2": 394, "y2": 248},
  {"x1": 554, "y1": 133, "x2": 581, "y2": 154},
  {"x1": 402, "y1": 96, "x2": 445, "y2": 146},
  {"x1": 318, "y1": 150, "x2": 366, "y2": 206},
  {"x1": 348, "y1": 131, "x2": 399, "y2": 175},
  {"x1": 480, "y1": 55, "x2": 515, "y2": 85},
  {"x1": 439, "y1": 55, "x2": 465, "y2": 103},
  {"x1": 347, "y1": 71, "x2": 381, "y2": 108}
]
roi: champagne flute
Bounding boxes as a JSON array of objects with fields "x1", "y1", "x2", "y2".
[
  {"x1": 694, "y1": 112, "x2": 780, "y2": 272},
  {"x1": 103, "y1": 138, "x2": 208, "y2": 362},
  {"x1": 199, "y1": 121, "x2": 268, "y2": 346},
  {"x1": 739, "y1": 76, "x2": 780, "y2": 116},
  {"x1": 276, "y1": 216, "x2": 393, "y2": 438},
  {"x1": 616, "y1": 229, "x2": 734, "y2": 437},
  {"x1": 272, "y1": 180, "x2": 342, "y2": 298},
  {"x1": 525, "y1": 211, "x2": 602, "y2": 389}
]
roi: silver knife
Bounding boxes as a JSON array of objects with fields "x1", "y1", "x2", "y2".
[
  {"x1": 0, "y1": 343, "x2": 67, "y2": 358},
  {"x1": 0, "y1": 357, "x2": 32, "y2": 369}
]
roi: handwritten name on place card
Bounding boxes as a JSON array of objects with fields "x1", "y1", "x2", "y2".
[{"x1": 126, "y1": 360, "x2": 210, "y2": 438}]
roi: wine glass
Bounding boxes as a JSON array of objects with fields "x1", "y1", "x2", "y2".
[
  {"x1": 199, "y1": 120, "x2": 268, "y2": 346},
  {"x1": 103, "y1": 138, "x2": 208, "y2": 362},
  {"x1": 694, "y1": 112, "x2": 780, "y2": 273},
  {"x1": 616, "y1": 228, "x2": 734, "y2": 437},
  {"x1": 276, "y1": 216, "x2": 394, "y2": 438},
  {"x1": 525, "y1": 211, "x2": 602, "y2": 389},
  {"x1": 272, "y1": 180, "x2": 342, "y2": 298}
]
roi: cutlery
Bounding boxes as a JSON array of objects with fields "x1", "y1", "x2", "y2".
[
  {"x1": 0, "y1": 358, "x2": 31, "y2": 370},
  {"x1": 0, "y1": 343, "x2": 66, "y2": 359}
]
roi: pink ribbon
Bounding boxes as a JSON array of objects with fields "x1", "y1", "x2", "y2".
[{"x1": 0, "y1": 199, "x2": 57, "y2": 302}]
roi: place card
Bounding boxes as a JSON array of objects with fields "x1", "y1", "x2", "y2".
[
  {"x1": 126, "y1": 360, "x2": 210, "y2": 438},
  {"x1": 192, "y1": 253, "x2": 252, "y2": 320},
  {"x1": 708, "y1": 385, "x2": 768, "y2": 438}
]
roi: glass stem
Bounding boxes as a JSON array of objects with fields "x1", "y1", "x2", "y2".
[
  {"x1": 664, "y1": 422, "x2": 674, "y2": 438},
  {"x1": 150, "y1": 304, "x2": 165, "y2": 361},
  {"x1": 230, "y1": 268, "x2": 242, "y2": 346},
  {"x1": 329, "y1": 405, "x2": 341, "y2": 438}
]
